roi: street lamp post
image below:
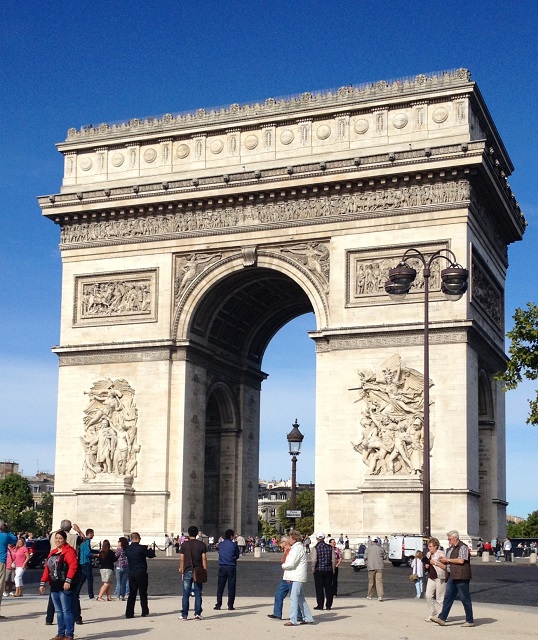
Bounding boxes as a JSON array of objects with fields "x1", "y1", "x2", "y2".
[
  {"x1": 384, "y1": 248, "x2": 468, "y2": 538},
  {"x1": 286, "y1": 419, "x2": 304, "y2": 530}
]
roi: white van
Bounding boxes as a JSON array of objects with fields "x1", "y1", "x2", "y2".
[{"x1": 388, "y1": 534, "x2": 425, "y2": 566}]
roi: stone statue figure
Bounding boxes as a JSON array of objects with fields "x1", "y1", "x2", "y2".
[
  {"x1": 174, "y1": 252, "x2": 221, "y2": 301},
  {"x1": 350, "y1": 354, "x2": 433, "y2": 477},
  {"x1": 280, "y1": 242, "x2": 330, "y2": 292},
  {"x1": 81, "y1": 378, "x2": 140, "y2": 482}
]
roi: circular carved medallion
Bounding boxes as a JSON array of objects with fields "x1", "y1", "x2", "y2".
[
  {"x1": 176, "y1": 144, "x2": 190, "y2": 159},
  {"x1": 354, "y1": 118, "x2": 369, "y2": 134},
  {"x1": 244, "y1": 134, "x2": 259, "y2": 150},
  {"x1": 280, "y1": 129, "x2": 294, "y2": 145},
  {"x1": 143, "y1": 148, "x2": 157, "y2": 163},
  {"x1": 111, "y1": 153, "x2": 124, "y2": 168},
  {"x1": 392, "y1": 113, "x2": 408, "y2": 129},
  {"x1": 316, "y1": 124, "x2": 331, "y2": 140},
  {"x1": 432, "y1": 107, "x2": 449, "y2": 124},
  {"x1": 80, "y1": 156, "x2": 93, "y2": 171},
  {"x1": 210, "y1": 139, "x2": 224, "y2": 154}
]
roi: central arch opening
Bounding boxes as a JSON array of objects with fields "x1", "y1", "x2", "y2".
[{"x1": 187, "y1": 266, "x2": 317, "y2": 535}]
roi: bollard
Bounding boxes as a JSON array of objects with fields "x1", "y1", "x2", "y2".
[
  {"x1": 254, "y1": 546, "x2": 262, "y2": 558},
  {"x1": 343, "y1": 548, "x2": 352, "y2": 561},
  {"x1": 482, "y1": 551, "x2": 490, "y2": 562},
  {"x1": 530, "y1": 552, "x2": 537, "y2": 565}
]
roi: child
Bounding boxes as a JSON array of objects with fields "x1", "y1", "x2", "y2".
[{"x1": 411, "y1": 550, "x2": 424, "y2": 598}]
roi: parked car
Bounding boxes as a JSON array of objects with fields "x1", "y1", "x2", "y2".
[{"x1": 26, "y1": 538, "x2": 51, "y2": 569}]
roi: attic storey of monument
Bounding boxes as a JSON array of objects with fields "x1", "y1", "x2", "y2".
[{"x1": 38, "y1": 69, "x2": 525, "y2": 542}]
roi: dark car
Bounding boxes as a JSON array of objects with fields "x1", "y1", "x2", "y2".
[{"x1": 26, "y1": 538, "x2": 51, "y2": 569}]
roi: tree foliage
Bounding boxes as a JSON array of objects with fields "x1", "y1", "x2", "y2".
[
  {"x1": 507, "y1": 510, "x2": 538, "y2": 538},
  {"x1": 37, "y1": 492, "x2": 54, "y2": 535},
  {"x1": 278, "y1": 489, "x2": 315, "y2": 536},
  {"x1": 0, "y1": 474, "x2": 33, "y2": 532},
  {"x1": 498, "y1": 302, "x2": 538, "y2": 425}
]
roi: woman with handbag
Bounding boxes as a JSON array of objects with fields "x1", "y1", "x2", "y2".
[
  {"x1": 424, "y1": 537, "x2": 447, "y2": 621},
  {"x1": 410, "y1": 550, "x2": 424, "y2": 598},
  {"x1": 39, "y1": 530, "x2": 78, "y2": 640}
]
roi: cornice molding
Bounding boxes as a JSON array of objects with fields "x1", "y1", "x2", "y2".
[{"x1": 62, "y1": 69, "x2": 473, "y2": 143}]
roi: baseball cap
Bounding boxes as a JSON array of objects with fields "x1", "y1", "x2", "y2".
[{"x1": 316, "y1": 532, "x2": 325, "y2": 539}]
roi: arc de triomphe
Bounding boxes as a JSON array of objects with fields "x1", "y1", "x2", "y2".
[{"x1": 39, "y1": 69, "x2": 525, "y2": 542}]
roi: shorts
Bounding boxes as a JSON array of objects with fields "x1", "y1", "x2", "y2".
[{"x1": 100, "y1": 568, "x2": 114, "y2": 583}]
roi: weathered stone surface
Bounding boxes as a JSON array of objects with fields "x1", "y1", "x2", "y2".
[{"x1": 39, "y1": 69, "x2": 524, "y2": 542}]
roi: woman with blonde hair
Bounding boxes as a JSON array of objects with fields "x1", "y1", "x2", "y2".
[
  {"x1": 423, "y1": 537, "x2": 447, "y2": 621},
  {"x1": 282, "y1": 531, "x2": 314, "y2": 626},
  {"x1": 410, "y1": 550, "x2": 424, "y2": 598}
]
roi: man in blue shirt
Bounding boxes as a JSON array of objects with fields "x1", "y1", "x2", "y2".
[
  {"x1": 77, "y1": 528, "x2": 96, "y2": 599},
  {"x1": 0, "y1": 519, "x2": 18, "y2": 619},
  {"x1": 214, "y1": 529, "x2": 240, "y2": 610}
]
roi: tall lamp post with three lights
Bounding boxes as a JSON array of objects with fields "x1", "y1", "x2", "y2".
[{"x1": 384, "y1": 248, "x2": 468, "y2": 538}]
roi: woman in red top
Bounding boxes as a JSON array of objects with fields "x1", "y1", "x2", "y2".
[{"x1": 39, "y1": 530, "x2": 78, "y2": 640}]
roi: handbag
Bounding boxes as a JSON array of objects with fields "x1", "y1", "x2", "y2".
[
  {"x1": 194, "y1": 566, "x2": 208, "y2": 583},
  {"x1": 185, "y1": 540, "x2": 208, "y2": 583},
  {"x1": 409, "y1": 573, "x2": 419, "y2": 582}
]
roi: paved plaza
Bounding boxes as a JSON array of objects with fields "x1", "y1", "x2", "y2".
[{"x1": 2, "y1": 555, "x2": 537, "y2": 639}]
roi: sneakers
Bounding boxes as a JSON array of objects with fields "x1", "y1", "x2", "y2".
[
  {"x1": 431, "y1": 617, "x2": 446, "y2": 626},
  {"x1": 194, "y1": 614, "x2": 202, "y2": 620},
  {"x1": 2, "y1": 592, "x2": 8, "y2": 597},
  {"x1": 462, "y1": 622, "x2": 475, "y2": 627},
  {"x1": 181, "y1": 616, "x2": 188, "y2": 621}
]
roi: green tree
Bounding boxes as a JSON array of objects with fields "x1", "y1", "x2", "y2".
[
  {"x1": 0, "y1": 474, "x2": 33, "y2": 533},
  {"x1": 278, "y1": 489, "x2": 315, "y2": 536},
  {"x1": 507, "y1": 510, "x2": 538, "y2": 538},
  {"x1": 37, "y1": 492, "x2": 54, "y2": 535},
  {"x1": 498, "y1": 303, "x2": 538, "y2": 425}
]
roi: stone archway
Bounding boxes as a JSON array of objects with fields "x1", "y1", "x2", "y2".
[
  {"x1": 40, "y1": 69, "x2": 524, "y2": 541},
  {"x1": 175, "y1": 263, "x2": 318, "y2": 536}
]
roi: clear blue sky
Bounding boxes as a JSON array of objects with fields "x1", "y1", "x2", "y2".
[{"x1": 1, "y1": 1, "x2": 536, "y2": 517}]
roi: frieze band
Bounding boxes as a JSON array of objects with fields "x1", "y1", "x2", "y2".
[{"x1": 60, "y1": 179, "x2": 471, "y2": 246}]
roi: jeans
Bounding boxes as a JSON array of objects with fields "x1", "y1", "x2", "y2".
[
  {"x1": 439, "y1": 578, "x2": 473, "y2": 623},
  {"x1": 181, "y1": 570, "x2": 203, "y2": 618},
  {"x1": 289, "y1": 581, "x2": 313, "y2": 625},
  {"x1": 216, "y1": 565, "x2": 236, "y2": 608},
  {"x1": 414, "y1": 577, "x2": 423, "y2": 597},
  {"x1": 51, "y1": 589, "x2": 74, "y2": 638},
  {"x1": 77, "y1": 562, "x2": 94, "y2": 599},
  {"x1": 116, "y1": 567, "x2": 130, "y2": 598},
  {"x1": 272, "y1": 579, "x2": 302, "y2": 620}
]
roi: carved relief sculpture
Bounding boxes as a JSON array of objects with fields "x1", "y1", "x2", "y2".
[
  {"x1": 174, "y1": 252, "x2": 222, "y2": 302},
  {"x1": 280, "y1": 242, "x2": 330, "y2": 292},
  {"x1": 350, "y1": 354, "x2": 432, "y2": 477},
  {"x1": 81, "y1": 378, "x2": 140, "y2": 482},
  {"x1": 60, "y1": 180, "x2": 471, "y2": 246},
  {"x1": 74, "y1": 270, "x2": 157, "y2": 326}
]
